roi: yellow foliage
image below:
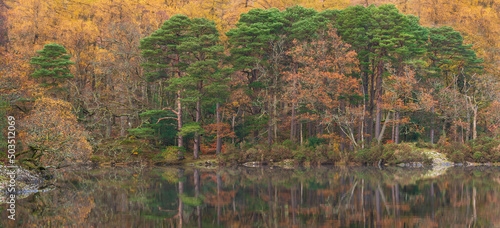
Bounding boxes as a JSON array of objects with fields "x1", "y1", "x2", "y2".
[{"x1": 20, "y1": 97, "x2": 92, "y2": 166}]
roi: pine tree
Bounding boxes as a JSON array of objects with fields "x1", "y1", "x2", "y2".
[{"x1": 30, "y1": 43, "x2": 74, "y2": 88}]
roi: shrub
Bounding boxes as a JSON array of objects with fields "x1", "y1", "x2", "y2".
[
  {"x1": 244, "y1": 148, "x2": 260, "y2": 162},
  {"x1": 154, "y1": 146, "x2": 184, "y2": 161},
  {"x1": 440, "y1": 137, "x2": 500, "y2": 163},
  {"x1": 416, "y1": 139, "x2": 435, "y2": 149},
  {"x1": 321, "y1": 144, "x2": 341, "y2": 163},
  {"x1": 356, "y1": 143, "x2": 430, "y2": 166},
  {"x1": 20, "y1": 97, "x2": 91, "y2": 168},
  {"x1": 269, "y1": 143, "x2": 292, "y2": 161},
  {"x1": 282, "y1": 139, "x2": 296, "y2": 150},
  {"x1": 218, "y1": 143, "x2": 249, "y2": 165},
  {"x1": 355, "y1": 143, "x2": 384, "y2": 165},
  {"x1": 308, "y1": 137, "x2": 326, "y2": 148}
]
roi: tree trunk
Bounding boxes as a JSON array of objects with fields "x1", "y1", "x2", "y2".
[
  {"x1": 252, "y1": 105, "x2": 259, "y2": 142},
  {"x1": 430, "y1": 106, "x2": 435, "y2": 144},
  {"x1": 177, "y1": 90, "x2": 184, "y2": 159},
  {"x1": 267, "y1": 101, "x2": 272, "y2": 146},
  {"x1": 472, "y1": 105, "x2": 478, "y2": 140},
  {"x1": 194, "y1": 98, "x2": 201, "y2": 159},
  {"x1": 359, "y1": 120, "x2": 364, "y2": 145},
  {"x1": 308, "y1": 121, "x2": 312, "y2": 139},
  {"x1": 300, "y1": 122, "x2": 303, "y2": 146},
  {"x1": 375, "y1": 103, "x2": 381, "y2": 140},
  {"x1": 340, "y1": 129, "x2": 346, "y2": 151},
  {"x1": 216, "y1": 103, "x2": 222, "y2": 155},
  {"x1": 392, "y1": 121, "x2": 395, "y2": 142},
  {"x1": 377, "y1": 111, "x2": 391, "y2": 143},
  {"x1": 231, "y1": 111, "x2": 236, "y2": 144},
  {"x1": 119, "y1": 116, "x2": 127, "y2": 137},
  {"x1": 291, "y1": 102, "x2": 295, "y2": 142},
  {"x1": 106, "y1": 115, "x2": 112, "y2": 138},
  {"x1": 395, "y1": 112, "x2": 400, "y2": 144},
  {"x1": 367, "y1": 72, "x2": 375, "y2": 144},
  {"x1": 375, "y1": 64, "x2": 383, "y2": 141},
  {"x1": 274, "y1": 95, "x2": 278, "y2": 140}
]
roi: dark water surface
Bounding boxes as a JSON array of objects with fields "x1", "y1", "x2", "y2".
[{"x1": 2, "y1": 166, "x2": 500, "y2": 227}]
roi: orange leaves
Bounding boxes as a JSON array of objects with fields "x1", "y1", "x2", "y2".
[
  {"x1": 482, "y1": 101, "x2": 500, "y2": 136},
  {"x1": 201, "y1": 122, "x2": 235, "y2": 154},
  {"x1": 382, "y1": 68, "x2": 421, "y2": 112},
  {"x1": 284, "y1": 27, "x2": 360, "y2": 111}
]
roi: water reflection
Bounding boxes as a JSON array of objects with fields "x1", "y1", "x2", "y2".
[{"x1": 2, "y1": 166, "x2": 500, "y2": 227}]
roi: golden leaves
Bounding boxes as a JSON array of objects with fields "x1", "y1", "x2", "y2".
[{"x1": 20, "y1": 97, "x2": 92, "y2": 166}]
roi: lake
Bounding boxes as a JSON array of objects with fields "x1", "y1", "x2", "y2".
[{"x1": 2, "y1": 165, "x2": 500, "y2": 227}]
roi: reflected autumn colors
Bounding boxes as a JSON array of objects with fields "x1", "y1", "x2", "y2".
[{"x1": 2, "y1": 166, "x2": 500, "y2": 227}]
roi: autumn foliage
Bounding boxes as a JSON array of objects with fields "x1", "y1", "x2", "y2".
[
  {"x1": 0, "y1": 0, "x2": 499, "y2": 164},
  {"x1": 20, "y1": 97, "x2": 92, "y2": 167}
]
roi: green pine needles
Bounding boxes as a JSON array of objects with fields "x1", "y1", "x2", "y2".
[{"x1": 30, "y1": 43, "x2": 74, "y2": 88}]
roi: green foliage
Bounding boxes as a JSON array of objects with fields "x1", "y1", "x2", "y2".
[
  {"x1": 220, "y1": 141, "x2": 342, "y2": 165},
  {"x1": 308, "y1": 137, "x2": 326, "y2": 148},
  {"x1": 415, "y1": 139, "x2": 436, "y2": 149},
  {"x1": 178, "y1": 122, "x2": 204, "y2": 137},
  {"x1": 154, "y1": 146, "x2": 184, "y2": 161},
  {"x1": 217, "y1": 143, "x2": 242, "y2": 165},
  {"x1": 30, "y1": 43, "x2": 74, "y2": 87},
  {"x1": 356, "y1": 144, "x2": 384, "y2": 165},
  {"x1": 180, "y1": 194, "x2": 204, "y2": 207},
  {"x1": 440, "y1": 137, "x2": 500, "y2": 163},
  {"x1": 282, "y1": 139, "x2": 296, "y2": 150},
  {"x1": 440, "y1": 142, "x2": 467, "y2": 163},
  {"x1": 356, "y1": 143, "x2": 431, "y2": 166},
  {"x1": 426, "y1": 26, "x2": 483, "y2": 80},
  {"x1": 127, "y1": 128, "x2": 155, "y2": 139},
  {"x1": 292, "y1": 145, "x2": 329, "y2": 164},
  {"x1": 131, "y1": 110, "x2": 177, "y2": 146}
]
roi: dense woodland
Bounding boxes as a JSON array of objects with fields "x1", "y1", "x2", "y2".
[{"x1": 0, "y1": 0, "x2": 500, "y2": 166}]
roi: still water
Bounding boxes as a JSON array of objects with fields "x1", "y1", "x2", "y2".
[{"x1": 2, "y1": 166, "x2": 500, "y2": 227}]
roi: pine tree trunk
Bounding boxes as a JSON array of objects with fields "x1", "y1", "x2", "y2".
[
  {"x1": 368, "y1": 71, "x2": 376, "y2": 144},
  {"x1": 375, "y1": 65, "x2": 383, "y2": 140},
  {"x1": 194, "y1": 98, "x2": 201, "y2": 159},
  {"x1": 177, "y1": 90, "x2": 184, "y2": 159},
  {"x1": 216, "y1": 103, "x2": 222, "y2": 155}
]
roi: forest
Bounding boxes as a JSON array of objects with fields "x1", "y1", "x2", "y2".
[{"x1": 0, "y1": 0, "x2": 500, "y2": 168}]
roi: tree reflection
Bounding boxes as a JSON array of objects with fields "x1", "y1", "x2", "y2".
[{"x1": 4, "y1": 167, "x2": 500, "y2": 227}]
